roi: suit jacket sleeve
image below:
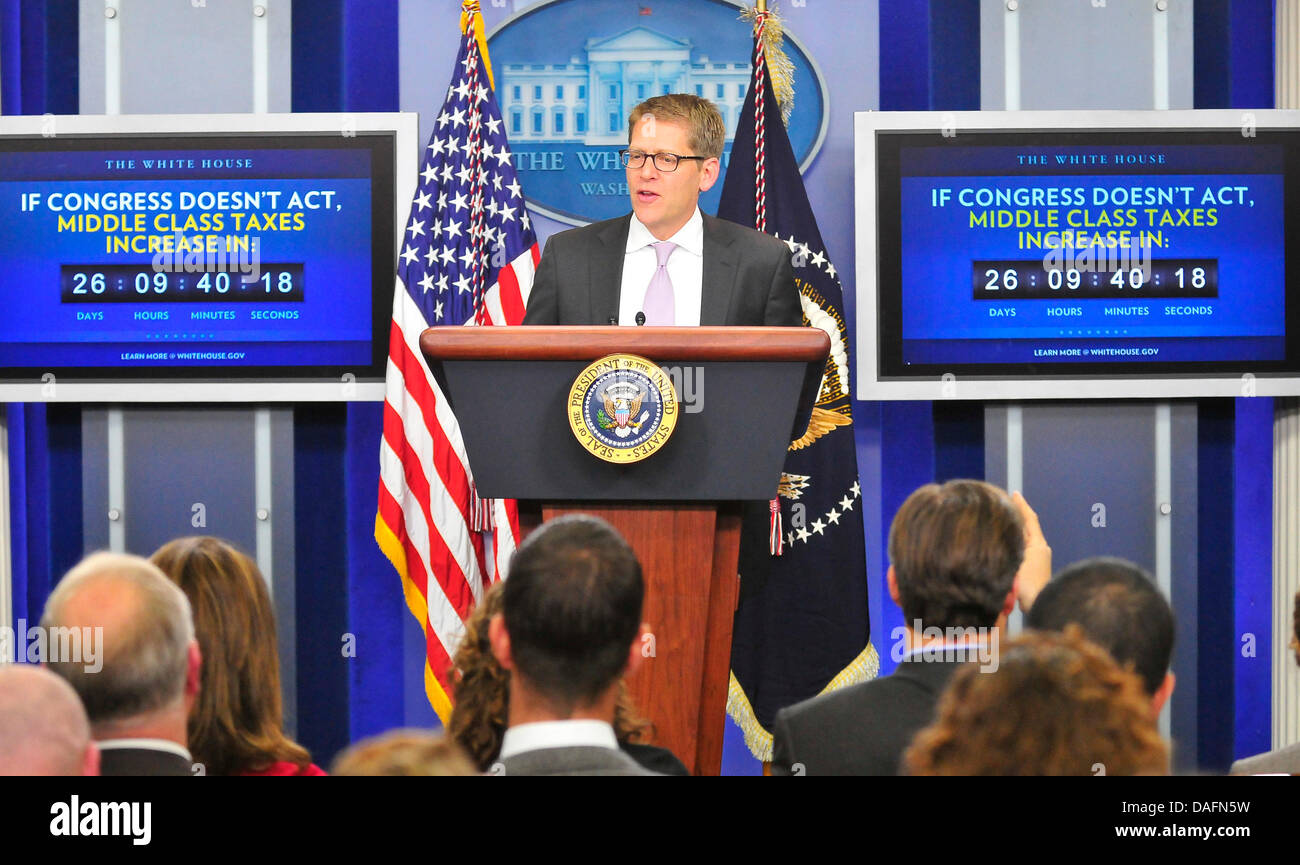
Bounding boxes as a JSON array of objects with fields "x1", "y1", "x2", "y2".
[
  {"x1": 522, "y1": 235, "x2": 561, "y2": 325},
  {"x1": 764, "y1": 246, "x2": 803, "y2": 327},
  {"x1": 769, "y1": 707, "x2": 797, "y2": 776}
]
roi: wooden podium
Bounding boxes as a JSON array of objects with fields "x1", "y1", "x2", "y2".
[{"x1": 421, "y1": 326, "x2": 829, "y2": 775}]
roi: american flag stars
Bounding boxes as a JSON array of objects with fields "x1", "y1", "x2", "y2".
[{"x1": 399, "y1": 82, "x2": 536, "y2": 323}]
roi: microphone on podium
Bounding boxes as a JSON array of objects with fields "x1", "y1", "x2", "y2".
[{"x1": 635, "y1": 311, "x2": 646, "y2": 326}]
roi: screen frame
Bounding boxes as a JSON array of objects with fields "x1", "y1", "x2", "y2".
[
  {"x1": 0, "y1": 112, "x2": 418, "y2": 402},
  {"x1": 855, "y1": 109, "x2": 1300, "y2": 400}
]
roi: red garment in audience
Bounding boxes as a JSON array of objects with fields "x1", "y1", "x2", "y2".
[{"x1": 241, "y1": 761, "x2": 327, "y2": 776}]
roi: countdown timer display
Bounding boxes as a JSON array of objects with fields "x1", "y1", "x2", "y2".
[
  {"x1": 60, "y1": 265, "x2": 305, "y2": 303},
  {"x1": 870, "y1": 123, "x2": 1300, "y2": 383},
  {"x1": 0, "y1": 128, "x2": 397, "y2": 381}
]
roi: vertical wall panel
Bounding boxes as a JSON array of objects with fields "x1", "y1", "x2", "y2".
[
  {"x1": 121, "y1": 409, "x2": 256, "y2": 555},
  {"x1": 981, "y1": 0, "x2": 1193, "y2": 110},
  {"x1": 1197, "y1": 399, "x2": 1235, "y2": 770},
  {"x1": 1019, "y1": 403, "x2": 1157, "y2": 571},
  {"x1": 1233, "y1": 399, "x2": 1273, "y2": 759},
  {"x1": 3, "y1": 0, "x2": 80, "y2": 115},
  {"x1": 270, "y1": 408, "x2": 297, "y2": 734},
  {"x1": 80, "y1": 0, "x2": 290, "y2": 114},
  {"x1": 68, "y1": 0, "x2": 298, "y2": 747},
  {"x1": 976, "y1": 0, "x2": 1205, "y2": 764},
  {"x1": 1273, "y1": 0, "x2": 1300, "y2": 758},
  {"x1": 1272, "y1": 400, "x2": 1300, "y2": 752},
  {"x1": 1281, "y1": 0, "x2": 1300, "y2": 108},
  {"x1": 879, "y1": 0, "x2": 930, "y2": 111},
  {"x1": 876, "y1": 401, "x2": 936, "y2": 676},
  {"x1": 1169, "y1": 402, "x2": 1199, "y2": 769},
  {"x1": 76, "y1": 0, "x2": 103, "y2": 114},
  {"x1": 0, "y1": 411, "x2": 11, "y2": 636},
  {"x1": 291, "y1": 403, "x2": 350, "y2": 766},
  {"x1": 290, "y1": 0, "x2": 340, "y2": 113}
]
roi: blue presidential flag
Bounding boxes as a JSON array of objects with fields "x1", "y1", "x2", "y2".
[{"x1": 716, "y1": 13, "x2": 876, "y2": 761}]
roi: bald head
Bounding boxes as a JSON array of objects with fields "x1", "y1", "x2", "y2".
[
  {"x1": 41, "y1": 552, "x2": 195, "y2": 732},
  {"x1": 0, "y1": 664, "x2": 98, "y2": 775}
]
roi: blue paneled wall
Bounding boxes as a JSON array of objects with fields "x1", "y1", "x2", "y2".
[{"x1": 0, "y1": 0, "x2": 1284, "y2": 772}]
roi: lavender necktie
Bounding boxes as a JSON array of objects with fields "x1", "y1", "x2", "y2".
[{"x1": 641, "y1": 241, "x2": 678, "y2": 325}]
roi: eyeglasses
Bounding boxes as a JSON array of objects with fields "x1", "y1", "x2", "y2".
[{"x1": 619, "y1": 148, "x2": 708, "y2": 172}]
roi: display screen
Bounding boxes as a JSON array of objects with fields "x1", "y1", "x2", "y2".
[
  {"x1": 0, "y1": 132, "x2": 396, "y2": 380},
  {"x1": 875, "y1": 130, "x2": 1300, "y2": 378}
]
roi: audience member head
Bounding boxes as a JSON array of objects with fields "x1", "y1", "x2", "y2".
[
  {"x1": 887, "y1": 479, "x2": 1024, "y2": 632},
  {"x1": 0, "y1": 664, "x2": 99, "y2": 775},
  {"x1": 1293, "y1": 589, "x2": 1300, "y2": 667},
  {"x1": 490, "y1": 515, "x2": 645, "y2": 722},
  {"x1": 41, "y1": 552, "x2": 200, "y2": 742},
  {"x1": 151, "y1": 536, "x2": 312, "y2": 775},
  {"x1": 1027, "y1": 556, "x2": 1175, "y2": 714},
  {"x1": 904, "y1": 627, "x2": 1169, "y2": 776},
  {"x1": 331, "y1": 729, "x2": 478, "y2": 776},
  {"x1": 451, "y1": 581, "x2": 654, "y2": 770}
]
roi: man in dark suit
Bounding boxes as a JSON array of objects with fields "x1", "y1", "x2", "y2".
[
  {"x1": 770, "y1": 480, "x2": 1051, "y2": 776},
  {"x1": 489, "y1": 515, "x2": 658, "y2": 776},
  {"x1": 42, "y1": 552, "x2": 201, "y2": 776},
  {"x1": 521, "y1": 93, "x2": 801, "y2": 328}
]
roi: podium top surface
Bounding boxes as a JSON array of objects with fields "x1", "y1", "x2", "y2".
[{"x1": 420, "y1": 325, "x2": 829, "y2": 363}]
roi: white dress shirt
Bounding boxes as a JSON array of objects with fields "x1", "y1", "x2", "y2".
[
  {"x1": 96, "y1": 738, "x2": 193, "y2": 761},
  {"x1": 618, "y1": 208, "x2": 704, "y2": 326},
  {"x1": 497, "y1": 719, "x2": 619, "y2": 759}
]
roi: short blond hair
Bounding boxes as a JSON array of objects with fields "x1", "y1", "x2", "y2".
[{"x1": 628, "y1": 94, "x2": 725, "y2": 159}]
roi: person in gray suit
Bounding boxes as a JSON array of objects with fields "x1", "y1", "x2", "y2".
[
  {"x1": 770, "y1": 480, "x2": 1051, "y2": 776},
  {"x1": 1231, "y1": 589, "x2": 1300, "y2": 775},
  {"x1": 488, "y1": 515, "x2": 659, "y2": 776},
  {"x1": 521, "y1": 93, "x2": 801, "y2": 329}
]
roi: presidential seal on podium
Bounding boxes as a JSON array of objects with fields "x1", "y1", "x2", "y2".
[{"x1": 568, "y1": 353, "x2": 679, "y2": 464}]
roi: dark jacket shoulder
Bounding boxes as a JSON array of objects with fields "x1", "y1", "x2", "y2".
[
  {"x1": 622, "y1": 742, "x2": 690, "y2": 776},
  {"x1": 98, "y1": 746, "x2": 194, "y2": 777},
  {"x1": 771, "y1": 658, "x2": 971, "y2": 776}
]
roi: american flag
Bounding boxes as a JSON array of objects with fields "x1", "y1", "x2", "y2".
[{"x1": 375, "y1": 9, "x2": 538, "y2": 722}]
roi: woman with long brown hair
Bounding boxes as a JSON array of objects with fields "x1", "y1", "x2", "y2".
[{"x1": 151, "y1": 536, "x2": 324, "y2": 776}]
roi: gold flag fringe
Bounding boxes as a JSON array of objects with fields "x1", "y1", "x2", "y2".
[
  {"x1": 726, "y1": 642, "x2": 880, "y2": 762},
  {"x1": 741, "y1": 4, "x2": 796, "y2": 125}
]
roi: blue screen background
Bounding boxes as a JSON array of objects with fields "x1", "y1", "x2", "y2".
[
  {"x1": 894, "y1": 144, "x2": 1287, "y2": 366},
  {"x1": 0, "y1": 146, "x2": 377, "y2": 369}
]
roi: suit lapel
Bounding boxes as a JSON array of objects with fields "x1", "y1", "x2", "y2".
[
  {"x1": 589, "y1": 216, "x2": 631, "y2": 324},
  {"x1": 700, "y1": 214, "x2": 739, "y2": 326}
]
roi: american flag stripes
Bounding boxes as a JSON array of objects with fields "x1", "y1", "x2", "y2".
[{"x1": 375, "y1": 7, "x2": 538, "y2": 721}]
